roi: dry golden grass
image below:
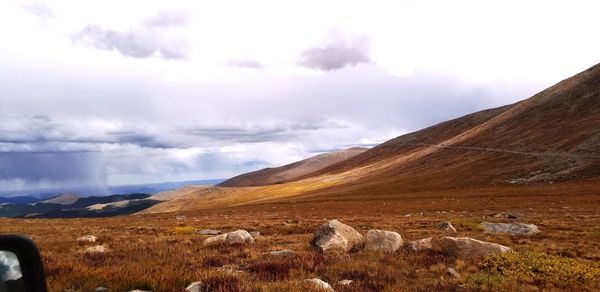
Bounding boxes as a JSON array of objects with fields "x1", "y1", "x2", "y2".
[{"x1": 0, "y1": 184, "x2": 599, "y2": 291}]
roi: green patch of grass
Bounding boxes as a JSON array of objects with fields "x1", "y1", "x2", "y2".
[
  {"x1": 466, "y1": 272, "x2": 508, "y2": 290},
  {"x1": 171, "y1": 226, "x2": 197, "y2": 235},
  {"x1": 453, "y1": 218, "x2": 484, "y2": 232},
  {"x1": 479, "y1": 252, "x2": 600, "y2": 288}
]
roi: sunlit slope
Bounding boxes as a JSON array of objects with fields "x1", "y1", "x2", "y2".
[
  {"x1": 144, "y1": 63, "x2": 600, "y2": 213},
  {"x1": 219, "y1": 147, "x2": 367, "y2": 187}
]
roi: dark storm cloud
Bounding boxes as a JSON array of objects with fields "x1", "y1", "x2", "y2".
[
  {"x1": 299, "y1": 34, "x2": 371, "y2": 71},
  {"x1": 226, "y1": 59, "x2": 264, "y2": 69},
  {"x1": 183, "y1": 121, "x2": 348, "y2": 143},
  {"x1": 71, "y1": 11, "x2": 189, "y2": 60},
  {"x1": 0, "y1": 152, "x2": 107, "y2": 186}
]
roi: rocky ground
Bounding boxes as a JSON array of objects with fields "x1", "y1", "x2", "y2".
[{"x1": 0, "y1": 189, "x2": 599, "y2": 291}]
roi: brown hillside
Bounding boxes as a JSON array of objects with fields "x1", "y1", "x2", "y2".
[
  {"x1": 144, "y1": 63, "x2": 600, "y2": 213},
  {"x1": 219, "y1": 147, "x2": 368, "y2": 187}
]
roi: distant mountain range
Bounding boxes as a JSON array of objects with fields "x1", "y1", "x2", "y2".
[{"x1": 0, "y1": 179, "x2": 224, "y2": 218}]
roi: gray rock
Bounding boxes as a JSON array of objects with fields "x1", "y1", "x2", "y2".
[
  {"x1": 225, "y1": 230, "x2": 255, "y2": 245},
  {"x1": 407, "y1": 237, "x2": 433, "y2": 251},
  {"x1": 95, "y1": 287, "x2": 108, "y2": 292},
  {"x1": 365, "y1": 229, "x2": 403, "y2": 253},
  {"x1": 203, "y1": 233, "x2": 228, "y2": 246},
  {"x1": 480, "y1": 222, "x2": 539, "y2": 236},
  {"x1": 432, "y1": 236, "x2": 512, "y2": 258},
  {"x1": 312, "y1": 219, "x2": 365, "y2": 253},
  {"x1": 491, "y1": 212, "x2": 519, "y2": 219},
  {"x1": 338, "y1": 279, "x2": 354, "y2": 286},
  {"x1": 198, "y1": 229, "x2": 221, "y2": 235},
  {"x1": 249, "y1": 231, "x2": 261, "y2": 238},
  {"x1": 185, "y1": 281, "x2": 208, "y2": 292},
  {"x1": 437, "y1": 221, "x2": 457, "y2": 232},
  {"x1": 304, "y1": 278, "x2": 334, "y2": 291}
]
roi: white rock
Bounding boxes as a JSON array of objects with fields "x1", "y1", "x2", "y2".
[
  {"x1": 203, "y1": 233, "x2": 228, "y2": 246},
  {"x1": 264, "y1": 249, "x2": 295, "y2": 257},
  {"x1": 446, "y1": 267, "x2": 460, "y2": 279},
  {"x1": 304, "y1": 278, "x2": 334, "y2": 291},
  {"x1": 338, "y1": 279, "x2": 354, "y2": 286},
  {"x1": 365, "y1": 229, "x2": 403, "y2": 253},
  {"x1": 407, "y1": 237, "x2": 433, "y2": 251},
  {"x1": 77, "y1": 235, "x2": 97, "y2": 242},
  {"x1": 480, "y1": 222, "x2": 539, "y2": 236},
  {"x1": 185, "y1": 281, "x2": 208, "y2": 292},
  {"x1": 432, "y1": 236, "x2": 512, "y2": 258},
  {"x1": 84, "y1": 245, "x2": 109, "y2": 253},
  {"x1": 312, "y1": 219, "x2": 364, "y2": 253}
]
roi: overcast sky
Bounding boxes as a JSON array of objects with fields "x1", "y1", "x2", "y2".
[{"x1": 1, "y1": 0, "x2": 599, "y2": 191}]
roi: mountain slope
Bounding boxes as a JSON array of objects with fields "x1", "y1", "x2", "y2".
[
  {"x1": 144, "y1": 63, "x2": 600, "y2": 213},
  {"x1": 219, "y1": 147, "x2": 368, "y2": 187}
]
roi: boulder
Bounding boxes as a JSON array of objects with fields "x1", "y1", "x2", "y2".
[
  {"x1": 304, "y1": 278, "x2": 334, "y2": 291},
  {"x1": 249, "y1": 231, "x2": 261, "y2": 238},
  {"x1": 185, "y1": 281, "x2": 208, "y2": 292},
  {"x1": 264, "y1": 249, "x2": 295, "y2": 257},
  {"x1": 84, "y1": 245, "x2": 109, "y2": 253},
  {"x1": 198, "y1": 229, "x2": 221, "y2": 236},
  {"x1": 203, "y1": 233, "x2": 228, "y2": 246},
  {"x1": 407, "y1": 237, "x2": 433, "y2": 251},
  {"x1": 446, "y1": 267, "x2": 460, "y2": 279},
  {"x1": 365, "y1": 229, "x2": 403, "y2": 253},
  {"x1": 480, "y1": 222, "x2": 539, "y2": 236},
  {"x1": 432, "y1": 237, "x2": 512, "y2": 258},
  {"x1": 225, "y1": 230, "x2": 255, "y2": 245},
  {"x1": 77, "y1": 235, "x2": 97, "y2": 243},
  {"x1": 312, "y1": 219, "x2": 365, "y2": 253},
  {"x1": 437, "y1": 221, "x2": 457, "y2": 232}
]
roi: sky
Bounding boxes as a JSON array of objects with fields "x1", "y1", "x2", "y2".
[{"x1": 1, "y1": 0, "x2": 599, "y2": 192}]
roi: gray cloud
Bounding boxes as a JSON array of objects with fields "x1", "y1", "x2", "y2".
[
  {"x1": 71, "y1": 11, "x2": 189, "y2": 60},
  {"x1": 226, "y1": 59, "x2": 264, "y2": 69},
  {"x1": 299, "y1": 33, "x2": 371, "y2": 71}
]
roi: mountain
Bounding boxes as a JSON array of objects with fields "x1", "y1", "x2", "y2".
[
  {"x1": 219, "y1": 147, "x2": 368, "y2": 187},
  {"x1": 143, "y1": 63, "x2": 600, "y2": 213},
  {"x1": 0, "y1": 193, "x2": 157, "y2": 218},
  {"x1": 149, "y1": 185, "x2": 213, "y2": 201}
]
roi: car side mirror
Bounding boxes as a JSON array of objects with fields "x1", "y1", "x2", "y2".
[{"x1": 0, "y1": 235, "x2": 47, "y2": 292}]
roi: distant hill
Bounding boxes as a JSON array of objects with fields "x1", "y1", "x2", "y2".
[
  {"x1": 219, "y1": 147, "x2": 368, "y2": 187},
  {"x1": 144, "y1": 63, "x2": 600, "y2": 213}
]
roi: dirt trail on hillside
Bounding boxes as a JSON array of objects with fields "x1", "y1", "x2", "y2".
[{"x1": 400, "y1": 143, "x2": 600, "y2": 159}]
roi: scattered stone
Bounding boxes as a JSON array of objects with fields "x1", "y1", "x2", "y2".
[
  {"x1": 185, "y1": 281, "x2": 208, "y2": 292},
  {"x1": 365, "y1": 229, "x2": 403, "y2": 253},
  {"x1": 338, "y1": 279, "x2": 354, "y2": 286},
  {"x1": 95, "y1": 287, "x2": 108, "y2": 292},
  {"x1": 225, "y1": 230, "x2": 255, "y2": 245},
  {"x1": 480, "y1": 222, "x2": 540, "y2": 236},
  {"x1": 312, "y1": 219, "x2": 365, "y2": 253},
  {"x1": 216, "y1": 264, "x2": 245, "y2": 275},
  {"x1": 432, "y1": 236, "x2": 512, "y2": 258},
  {"x1": 84, "y1": 245, "x2": 109, "y2": 253},
  {"x1": 437, "y1": 221, "x2": 457, "y2": 232},
  {"x1": 127, "y1": 290, "x2": 151, "y2": 292},
  {"x1": 203, "y1": 233, "x2": 228, "y2": 246},
  {"x1": 304, "y1": 278, "x2": 334, "y2": 291},
  {"x1": 264, "y1": 249, "x2": 295, "y2": 257},
  {"x1": 249, "y1": 231, "x2": 261, "y2": 238},
  {"x1": 407, "y1": 237, "x2": 433, "y2": 251},
  {"x1": 491, "y1": 212, "x2": 519, "y2": 219},
  {"x1": 198, "y1": 229, "x2": 221, "y2": 236},
  {"x1": 77, "y1": 235, "x2": 97, "y2": 243},
  {"x1": 446, "y1": 267, "x2": 460, "y2": 279}
]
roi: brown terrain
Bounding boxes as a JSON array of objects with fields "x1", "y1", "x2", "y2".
[{"x1": 1, "y1": 64, "x2": 599, "y2": 291}]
